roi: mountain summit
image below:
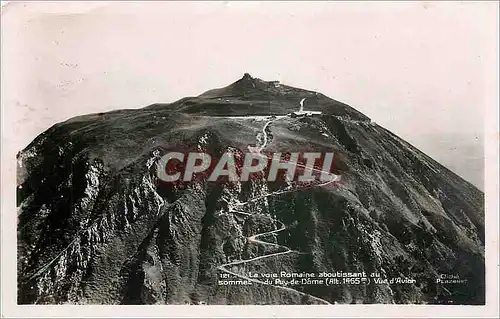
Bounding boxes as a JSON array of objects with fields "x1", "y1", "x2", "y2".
[
  {"x1": 149, "y1": 74, "x2": 369, "y2": 120},
  {"x1": 17, "y1": 76, "x2": 484, "y2": 305}
]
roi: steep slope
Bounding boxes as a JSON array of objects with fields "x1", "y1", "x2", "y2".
[{"x1": 17, "y1": 74, "x2": 484, "y2": 305}]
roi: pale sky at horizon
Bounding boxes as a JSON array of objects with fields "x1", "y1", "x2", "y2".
[{"x1": 2, "y1": 1, "x2": 498, "y2": 188}]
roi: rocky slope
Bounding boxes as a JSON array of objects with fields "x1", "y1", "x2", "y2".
[{"x1": 17, "y1": 74, "x2": 484, "y2": 304}]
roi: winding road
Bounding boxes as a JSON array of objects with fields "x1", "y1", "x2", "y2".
[{"x1": 216, "y1": 111, "x2": 340, "y2": 305}]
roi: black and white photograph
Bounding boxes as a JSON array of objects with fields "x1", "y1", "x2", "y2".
[{"x1": 1, "y1": 1, "x2": 498, "y2": 318}]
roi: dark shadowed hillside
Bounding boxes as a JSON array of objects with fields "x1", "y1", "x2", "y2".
[{"x1": 17, "y1": 74, "x2": 484, "y2": 305}]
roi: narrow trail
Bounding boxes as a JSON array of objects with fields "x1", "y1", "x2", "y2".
[
  {"x1": 299, "y1": 98, "x2": 306, "y2": 112},
  {"x1": 216, "y1": 113, "x2": 338, "y2": 305},
  {"x1": 252, "y1": 119, "x2": 273, "y2": 153}
]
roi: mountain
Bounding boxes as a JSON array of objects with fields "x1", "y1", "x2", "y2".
[{"x1": 17, "y1": 74, "x2": 484, "y2": 305}]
